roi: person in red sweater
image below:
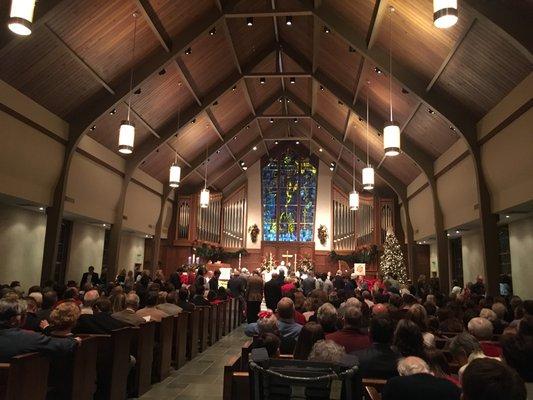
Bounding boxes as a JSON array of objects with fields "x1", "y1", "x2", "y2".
[{"x1": 326, "y1": 305, "x2": 371, "y2": 353}]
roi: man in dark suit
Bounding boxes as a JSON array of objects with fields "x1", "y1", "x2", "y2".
[
  {"x1": 264, "y1": 272, "x2": 282, "y2": 311},
  {"x1": 209, "y1": 269, "x2": 221, "y2": 291},
  {"x1": 80, "y1": 266, "x2": 100, "y2": 288},
  {"x1": 0, "y1": 298, "x2": 78, "y2": 362},
  {"x1": 382, "y1": 357, "x2": 461, "y2": 400},
  {"x1": 176, "y1": 288, "x2": 195, "y2": 312},
  {"x1": 169, "y1": 268, "x2": 182, "y2": 290},
  {"x1": 74, "y1": 297, "x2": 128, "y2": 334},
  {"x1": 352, "y1": 314, "x2": 399, "y2": 379},
  {"x1": 191, "y1": 286, "x2": 210, "y2": 307}
]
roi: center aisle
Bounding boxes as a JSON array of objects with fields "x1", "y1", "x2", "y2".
[{"x1": 139, "y1": 325, "x2": 248, "y2": 400}]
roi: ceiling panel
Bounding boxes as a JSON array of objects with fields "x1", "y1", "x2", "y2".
[
  {"x1": 226, "y1": 16, "x2": 275, "y2": 67},
  {"x1": 322, "y1": 0, "x2": 376, "y2": 39},
  {"x1": 279, "y1": 15, "x2": 313, "y2": 61},
  {"x1": 315, "y1": 89, "x2": 350, "y2": 134},
  {"x1": 211, "y1": 80, "x2": 252, "y2": 133},
  {"x1": 167, "y1": 114, "x2": 220, "y2": 163},
  {"x1": 139, "y1": 144, "x2": 175, "y2": 182},
  {"x1": 246, "y1": 76, "x2": 282, "y2": 109},
  {"x1": 381, "y1": 153, "x2": 421, "y2": 185}
]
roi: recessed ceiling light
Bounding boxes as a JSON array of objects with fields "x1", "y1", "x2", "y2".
[
  {"x1": 290, "y1": 77, "x2": 296, "y2": 84},
  {"x1": 233, "y1": 135, "x2": 238, "y2": 140},
  {"x1": 209, "y1": 27, "x2": 216, "y2": 36},
  {"x1": 89, "y1": 125, "x2": 96, "y2": 131},
  {"x1": 159, "y1": 68, "x2": 166, "y2": 75},
  {"x1": 260, "y1": 77, "x2": 266, "y2": 84},
  {"x1": 505, "y1": 215, "x2": 510, "y2": 218},
  {"x1": 242, "y1": 165, "x2": 248, "y2": 170},
  {"x1": 401, "y1": 87, "x2": 409, "y2": 94},
  {"x1": 295, "y1": 141, "x2": 300, "y2": 144},
  {"x1": 338, "y1": 100, "x2": 343, "y2": 106},
  {"x1": 246, "y1": 17, "x2": 253, "y2": 26},
  {"x1": 232, "y1": 85, "x2": 237, "y2": 91},
  {"x1": 252, "y1": 146, "x2": 257, "y2": 151},
  {"x1": 110, "y1": 108, "x2": 117, "y2": 115},
  {"x1": 330, "y1": 162, "x2": 335, "y2": 166},
  {"x1": 245, "y1": 125, "x2": 250, "y2": 129},
  {"x1": 274, "y1": 141, "x2": 279, "y2": 145},
  {"x1": 374, "y1": 67, "x2": 382, "y2": 74},
  {"x1": 39, "y1": 207, "x2": 44, "y2": 211},
  {"x1": 191, "y1": 118, "x2": 196, "y2": 124},
  {"x1": 185, "y1": 47, "x2": 192, "y2": 55},
  {"x1": 348, "y1": 46, "x2": 356, "y2": 53},
  {"x1": 279, "y1": 98, "x2": 283, "y2": 103},
  {"x1": 323, "y1": 25, "x2": 330, "y2": 34},
  {"x1": 134, "y1": 88, "x2": 141, "y2": 95},
  {"x1": 317, "y1": 124, "x2": 321, "y2": 129},
  {"x1": 428, "y1": 108, "x2": 435, "y2": 114},
  {"x1": 270, "y1": 118, "x2": 274, "y2": 123},
  {"x1": 320, "y1": 85, "x2": 324, "y2": 91},
  {"x1": 319, "y1": 148, "x2": 323, "y2": 152},
  {"x1": 449, "y1": 126, "x2": 456, "y2": 131},
  {"x1": 286, "y1": 99, "x2": 291, "y2": 103},
  {"x1": 239, "y1": 160, "x2": 245, "y2": 166},
  {"x1": 455, "y1": 230, "x2": 460, "y2": 234},
  {"x1": 293, "y1": 118, "x2": 298, "y2": 123},
  {"x1": 447, "y1": 233, "x2": 450, "y2": 237},
  {"x1": 286, "y1": 16, "x2": 293, "y2": 26}
]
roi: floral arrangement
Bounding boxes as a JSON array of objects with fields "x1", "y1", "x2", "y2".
[
  {"x1": 195, "y1": 244, "x2": 248, "y2": 262},
  {"x1": 317, "y1": 225, "x2": 328, "y2": 245},
  {"x1": 329, "y1": 244, "x2": 378, "y2": 264},
  {"x1": 248, "y1": 224, "x2": 260, "y2": 243}
]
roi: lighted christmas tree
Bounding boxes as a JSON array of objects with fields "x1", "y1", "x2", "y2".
[{"x1": 379, "y1": 229, "x2": 408, "y2": 284}]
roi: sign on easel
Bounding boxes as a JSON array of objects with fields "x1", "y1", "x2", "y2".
[{"x1": 354, "y1": 263, "x2": 366, "y2": 276}]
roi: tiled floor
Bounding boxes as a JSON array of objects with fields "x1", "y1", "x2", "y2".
[{"x1": 138, "y1": 325, "x2": 248, "y2": 400}]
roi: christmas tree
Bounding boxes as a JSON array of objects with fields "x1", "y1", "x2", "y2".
[{"x1": 379, "y1": 230, "x2": 408, "y2": 284}]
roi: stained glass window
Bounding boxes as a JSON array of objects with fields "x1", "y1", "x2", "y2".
[{"x1": 262, "y1": 147, "x2": 318, "y2": 242}]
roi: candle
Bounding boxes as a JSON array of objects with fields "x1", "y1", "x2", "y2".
[
  {"x1": 188, "y1": 256, "x2": 192, "y2": 265},
  {"x1": 238, "y1": 253, "x2": 242, "y2": 269}
]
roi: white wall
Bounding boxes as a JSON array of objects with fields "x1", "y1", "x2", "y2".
[
  {"x1": 461, "y1": 230, "x2": 485, "y2": 284},
  {"x1": 315, "y1": 161, "x2": 332, "y2": 250},
  {"x1": 509, "y1": 216, "x2": 533, "y2": 299},
  {"x1": 118, "y1": 233, "x2": 145, "y2": 274},
  {"x1": 246, "y1": 161, "x2": 261, "y2": 249},
  {"x1": 65, "y1": 221, "x2": 105, "y2": 283},
  {"x1": 0, "y1": 204, "x2": 46, "y2": 289}
]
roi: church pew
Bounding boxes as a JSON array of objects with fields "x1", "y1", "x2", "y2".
[
  {"x1": 232, "y1": 298, "x2": 239, "y2": 329},
  {"x1": 131, "y1": 321, "x2": 155, "y2": 397},
  {"x1": 198, "y1": 306, "x2": 210, "y2": 352},
  {"x1": 209, "y1": 304, "x2": 219, "y2": 345},
  {"x1": 152, "y1": 316, "x2": 174, "y2": 382},
  {"x1": 83, "y1": 327, "x2": 133, "y2": 400},
  {"x1": 225, "y1": 299, "x2": 232, "y2": 335},
  {"x1": 186, "y1": 308, "x2": 200, "y2": 360},
  {"x1": 240, "y1": 340, "x2": 253, "y2": 371},
  {"x1": 362, "y1": 378, "x2": 387, "y2": 392},
  {"x1": 63, "y1": 335, "x2": 98, "y2": 400},
  {"x1": 0, "y1": 352, "x2": 49, "y2": 400},
  {"x1": 172, "y1": 312, "x2": 189, "y2": 369},
  {"x1": 218, "y1": 301, "x2": 226, "y2": 338},
  {"x1": 364, "y1": 386, "x2": 381, "y2": 400},
  {"x1": 223, "y1": 355, "x2": 250, "y2": 400}
]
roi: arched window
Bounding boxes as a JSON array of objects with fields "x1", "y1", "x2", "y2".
[{"x1": 262, "y1": 146, "x2": 318, "y2": 242}]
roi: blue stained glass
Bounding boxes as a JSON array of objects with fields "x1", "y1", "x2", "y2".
[{"x1": 261, "y1": 147, "x2": 318, "y2": 242}]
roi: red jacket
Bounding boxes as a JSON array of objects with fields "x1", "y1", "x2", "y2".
[
  {"x1": 326, "y1": 328, "x2": 371, "y2": 353},
  {"x1": 480, "y1": 341, "x2": 502, "y2": 357}
]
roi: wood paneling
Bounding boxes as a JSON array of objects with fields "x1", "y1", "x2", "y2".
[
  {"x1": 434, "y1": 21, "x2": 532, "y2": 119},
  {"x1": 139, "y1": 144, "x2": 176, "y2": 182},
  {"x1": 227, "y1": 124, "x2": 261, "y2": 155},
  {"x1": 322, "y1": 0, "x2": 376, "y2": 39},
  {"x1": 315, "y1": 89, "x2": 349, "y2": 134},
  {"x1": 285, "y1": 77, "x2": 311, "y2": 108},
  {"x1": 226, "y1": 17, "x2": 275, "y2": 67},
  {"x1": 215, "y1": 164, "x2": 243, "y2": 189},
  {"x1": 279, "y1": 15, "x2": 313, "y2": 61},
  {"x1": 381, "y1": 153, "x2": 421, "y2": 185},
  {"x1": 246, "y1": 76, "x2": 282, "y2": 109},
  {"x1": 345, "y1": 112, "x2": 385, "y2": 163},
  {"x1": 210, "y1": 81, "x2": 252, "y2": 133}
]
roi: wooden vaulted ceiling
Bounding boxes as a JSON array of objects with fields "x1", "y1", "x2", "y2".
[{"x1": 0, "y1": 0, "x2": 531, "y2": 196}]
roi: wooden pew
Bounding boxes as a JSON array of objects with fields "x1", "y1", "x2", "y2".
[
  {"x1": 365, "y1": 386, "x2": 381, "y2": 400},
  {"x1": 186, "y1": 308, "x2": 200, "y2": 360},
  {"x1": 209, "y1": 304, "x2": 219, "y2": 345},
  {"x1": 87, "y1": 327, "x2": 133, "y2": 400},
  {"x1": 233, "y1": 297, "x2": 241, "y2": 329},
  {"x1": 218, "y1": 301, "x2": 226, "y2": 338},
  {"x1": 240, "y1": 340, "x2": 253, "y2": 371},
  {"x1": 198, "y1": 307, "x2": 210, "y2": 352},
  {"x1": 63, "y1": 336, "x2": 98, "y2": 400},
  {"x1": 152, "y1": 316, "x2": 174, "y2": 382},
  {"x1": 225, "y1": 299, "x2": 233, "y2": 335},
  {"x1": 131, "y1": 321, "x2": 155, "y2": 397},
  {"x1": 223, "y1": 355, "x2": 250, "y2": 400},
  {"x1": 172, "y1": 312, "x2": 188, "y2": 369},
  {"x1": 0, "y1": 352, "x2": 49, "y2": 400}
]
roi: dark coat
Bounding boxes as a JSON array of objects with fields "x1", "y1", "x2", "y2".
[
  {"x1": 246, "y1": 275, "x2": 264, "y2": 302},
  {"x1": 352, "y1": 343, "x2": 400, "y2": 379},
  {"x1": 302, "y1": 277, "x2": 316, "y2": 296},
  {"x1": 177, "y1": 300, "x2": 195, "y2": 312},
  {"x1": 382, "y1": 373, "x2": 461, "y2": 400},
  {"x1": 80, "y1": 271, "x2": 100, "y2": 287},
  {"x1": 264, "y1": 279, "x2": 282, "y2": 311},
  {"x1": 227, "y1": 276, "x2": 246, "y2": 298},
  {"x1": 0, "y1": 327, "x2": 77, "y2": 362},
  {"x1": 73, "y1": 312, "x2": 128, "y2": 334}
]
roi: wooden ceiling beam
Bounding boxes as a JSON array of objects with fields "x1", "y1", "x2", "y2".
[
  {"x1": 133, "y1": 0, "x2": 172, "y2": 52},
  {"x1": 66, "y1": 11, "x2": 223, "y2": 153},
  {"x1": 204, "y1": 109, "x2": 225, "y2": 142},
  {"x1": 366, "y1": 0, "x2": 389, "y2": 50},
  {"x1": 174, "y1": 59, "x2": 202, "y2": 106},
  {"x1": 178, "y1": 89, "x2": 284, "y2": 182},
  {"x1": 257, "y1": 114, "x2": 311, "y2": 119},
  {"x1": 44, "y1": 24, "x2": 115, "y2": 95},
  {"x1": 312, "y1": 4, "x2": 478, "y2": 149},
  {"x1": 462, "y1": 0, "x2": 532, "y2": 63},
  {"x1": 244, "y1": 72, "x2": 311, "y2": 78},
  {"x1": 225, "y1": 10, "x2": 313, "y2": 18}
]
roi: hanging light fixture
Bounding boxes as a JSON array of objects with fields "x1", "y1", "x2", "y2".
[
  {"x1": 7, "y1": 0, "x2": 36, "y2": 36},
  {"x1": 169, "y1": 104, "x2": 181, "y2": 188},
  {"x1": 199, "y1": 146, "x2": 210, "y2": 208},
  {"x1": 118, "y1": 12, "x2": 138, "y2": 154},
  {"x1": 362, "y1": 84, "x2": 375, "y2": 190},
  {"x1": 433, "y1": 0, "x2": 458, "y2": 29},
  {"x1": 383, "y1": 7, "x2": 400, "y2": 157},
  {"x1": 349, "y1": 131, "x2": 359, "y2": 211}
]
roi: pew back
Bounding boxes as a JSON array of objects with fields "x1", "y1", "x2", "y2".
[
  {"x1": 131, "y1": 321, "x2": 155, "y2": 396},
  {"x1": 0, "y1": 352, "x2": 49, "y2": 400},
  {"x1": 153, "y1": 316, "x2": 173, "y2": 382},
  {"x1": 172, "y1": 312, "x2": 188, "y2": 368}
]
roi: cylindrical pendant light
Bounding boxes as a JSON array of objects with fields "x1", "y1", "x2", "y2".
[
  {"x1": 349, "y1": 190, "x2": 359, "y2": 211},
  {"x1": 362, "y1": 167, "x2": 375, "y2": 190},
  {"x1": 433, "y1": 0, "x2": 458, "y2": 29},
  {"x1": 200, "y1": 188, "x2": 210, "y2": 208},
  {"x1": 200, "y1": 145, "x2": 210, "y2": 208},
  {"x1": 118, "y1": 121, "x2": 135, "y2": 154},
  {"x1": 169, "y1": 164, "x2": 181, "y2": 188},
  {"x1": 8, "y1": 0, "x2": 36, "y2": 36},
  {"x1": 118, "y1": 12, "x2": 138, "y2": 154},
  {"x1": 383, "y1": 7, "x2": 400, "y2": 157},
  {"x1": 362, "y1": 83, "x2": 375, "y2": 190}
]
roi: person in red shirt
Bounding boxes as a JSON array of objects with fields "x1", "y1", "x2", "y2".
[
  {"x1": 326, "y1": 305, "x2": 371, "y2": 353},
  {"x1": 281, "y1": 277, "x2": 296, "y2": 295}
]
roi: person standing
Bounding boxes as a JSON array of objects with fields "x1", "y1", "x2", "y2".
[
  {"x1": 265, "y1": 272, "x2": 282, "y2": 311},
  {"x1": 246, "y1": 270, "x2": 264, "y2": 323},
  {"x1": 80, "y1": 266, "x2": 99, "y2": 288},
  {"x1": 302, "y1": 272, "x2": 316, "y2": 296},
  {"x1": 209, "y1": 269, "x2": 221, "y2": 291}
]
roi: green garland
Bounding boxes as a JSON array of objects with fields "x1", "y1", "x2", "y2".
[
  {"x1": 329, "y1": 245, "x2": 378, "y2": 264},
  {"x1": 195, "y1": 244, "x2": 248, "y2": 262}
]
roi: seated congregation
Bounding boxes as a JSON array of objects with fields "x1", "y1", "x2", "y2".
[
  {"x1": 230, "y1": 270, "x2": 532, "y2": 400},
  {"x1": 0, "y1": 268, "x2": 241, "y2": 399}
]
